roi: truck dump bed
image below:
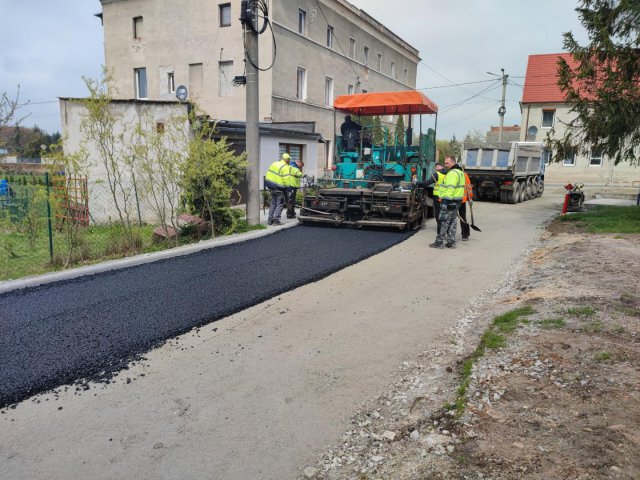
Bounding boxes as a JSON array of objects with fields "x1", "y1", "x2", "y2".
[{"x1": 462, "y1": 142, "x2": 544, "y2": 176}]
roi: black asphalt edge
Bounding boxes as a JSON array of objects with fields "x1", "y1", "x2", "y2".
[{"x1": 0, "y1": 227, "x2": 419, "y2": 409}]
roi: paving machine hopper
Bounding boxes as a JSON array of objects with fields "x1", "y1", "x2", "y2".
[{"x1": 299, "y1": 91, "x2": 439, "y2": 230}]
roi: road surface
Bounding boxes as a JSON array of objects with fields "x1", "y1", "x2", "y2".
[{"x1": 0, "y1": 193, "x2": 563, "y2": 480}]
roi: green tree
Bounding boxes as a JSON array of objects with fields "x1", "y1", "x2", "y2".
[
  {"x1": 553, "y1": 0, "x2": 640, "y2": 165},
  {"x1": 372, "y1": 116, "x2": 384, "y2": 145},
  {"x1": 449, "y1": 134, "x2": 461, "y2": 158},
  {"x1": 394, "y1": 116, "x2": 406, "y2": 145},
  {"x1": 181, "y1": 120, "x2": 247, "y2": 236}
]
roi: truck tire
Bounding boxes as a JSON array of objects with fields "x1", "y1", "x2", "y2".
[
  {"x1": 507, "y1": 187, "x2": 517, "y2": 204},
  {"x1": 500, "y1": 190, "x2": 508, "y2": 203},
  {"x1": 516, "y1": 182, "x2": 524, "y2": 203},
  {"x1": 537, "y1": 180, "x2": 544, "y2": 197}
]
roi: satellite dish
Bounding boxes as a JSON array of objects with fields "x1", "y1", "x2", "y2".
[
  {"x1": 176, "y1": 85, "x2": 188, "y2": 102},
  {"x1": 527, "y1": 126, "x2": 538, "y2": 139}
]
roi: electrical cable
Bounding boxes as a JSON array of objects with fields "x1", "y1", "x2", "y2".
[
  {"x1": 242, "y1": 0, "x2": 277, "y2": 72},
  {"x1": 439, "y1": 81, "x2": 502, "y2": 114}
]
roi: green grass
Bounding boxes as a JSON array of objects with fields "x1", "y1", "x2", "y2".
[
  {"x1": 0, "y1": 219, "x2": 266, "y2": 281},
  {"x1": 584, "y1": 320, "x2": 604, "y2": 333},
  {"x1": 566, "y1": 306, "x2": 596, "y2": 317},
  {"x1": 558, "y1": 205, "x2": 640, "y2": 233},
  {"x1": 540, "y1": 317, "x2": 566, "y2": 329},
  {"x1": 616, "y1": 305, "x2": 640, "y2": 317},
  {"x1": 595, "y1": 351, "x2": 611, "y2": 362},
  {"x1": 493, "y1": 305, "x2": 536, "y2": 332},
  {"x1": 446, "y1": 306, "x2": 534, "y2": 417}
]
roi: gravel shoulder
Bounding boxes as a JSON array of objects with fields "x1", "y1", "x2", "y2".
[{"x1": 301, "y1": 219, "x2": 640, "y2": 479}]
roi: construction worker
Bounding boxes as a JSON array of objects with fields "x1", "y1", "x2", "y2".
[
  {"x1": 459, "y1": 168, "x2": 473, "y2": 241},
  {"x1": 285, "y1": 159, "x2": 304, "y2": 219},
  {"x1": 413, "y1": 163, "x2": 446, "y2": 233},
  {"x1": 430, "y1": 155, "x2": 465, "y2": 249},
  {"x1": 265, "y1": 153, "x2": 292, "y2": 226}
]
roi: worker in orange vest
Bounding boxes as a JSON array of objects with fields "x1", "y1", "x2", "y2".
[{"x1": 459, "y1": 169, "x2": 473, "y2": 241}]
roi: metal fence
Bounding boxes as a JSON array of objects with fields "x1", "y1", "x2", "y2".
[{"x1": 0, "y1": 172, "x2": 199, "y2": 282}]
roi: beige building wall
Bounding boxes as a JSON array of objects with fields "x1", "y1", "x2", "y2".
[
  {"x1": 521, "y1": 102, "x2": 639, "y2": 184},
  {"x1": 60, "y1": 98, "x2": 190, "y2": 224},
  {"x1": 99, "y1": 0, "x2": 420, "y2": 176}
]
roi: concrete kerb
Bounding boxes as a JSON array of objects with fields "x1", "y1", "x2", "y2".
[{"x1": 0, "y1": 220, "x2": 298, "y2": 295}]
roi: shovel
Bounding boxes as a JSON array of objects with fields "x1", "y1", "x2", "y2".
[{"x1": 467, "y1": 201, "x2": 482, "y2": 232}]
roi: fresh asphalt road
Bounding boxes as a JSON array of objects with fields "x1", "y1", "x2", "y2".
[
  {"x1": 1, "y1": 194, "x2": 564, "y2": 480},
  {"x1": 0, "y1": 226, "x2": 413, "y2": 408}
]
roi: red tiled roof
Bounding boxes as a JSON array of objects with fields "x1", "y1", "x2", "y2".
[{"x1": 521, "y1": 53, "x2": 578, "y2": 104}]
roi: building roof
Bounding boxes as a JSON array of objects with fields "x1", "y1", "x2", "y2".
[{"x1": 521, "y1": 53, "x2": 578, "y2": 104}]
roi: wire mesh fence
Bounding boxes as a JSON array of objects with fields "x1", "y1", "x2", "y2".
[{"x1": 0, "y1": 171, "x2": 251, "y2": 282}]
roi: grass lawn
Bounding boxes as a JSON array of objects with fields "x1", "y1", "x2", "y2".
[
  {"x1": 559, "y1": 205, "x2": 640, "y2": 234},
  {"x1": 0, "y1": 220, "x2": 265, "y2": 282}
]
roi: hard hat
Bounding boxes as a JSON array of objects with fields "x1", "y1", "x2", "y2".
[{"x1": 281, "y1": 153, "x2": 291, "y2": 161}]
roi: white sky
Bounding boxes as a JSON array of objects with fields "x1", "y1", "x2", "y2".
[{"x1": 0, "y1": 0, "x2": 588, "y2": 140}]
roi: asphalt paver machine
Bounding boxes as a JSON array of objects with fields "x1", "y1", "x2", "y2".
[{"x1": 299, "y1": 91, "x2": 439, "y2": 230}]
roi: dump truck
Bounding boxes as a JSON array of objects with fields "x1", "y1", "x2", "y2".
[
  {"x1": 460, "y1": 141, "x2": 546, "y2": 203},
  {"x1": 299, "y1": 91, "x2": 438, "y2": 230}
]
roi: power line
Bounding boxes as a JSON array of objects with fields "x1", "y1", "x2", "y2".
[
  {"x1": 439, "y1": 81, "x2": 502, "y2": 114},
  {"x1": 416, "y1": 79, "x2": 497, "y2": 90}
]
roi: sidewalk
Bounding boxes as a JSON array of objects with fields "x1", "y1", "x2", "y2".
[{"x1": 0, "y1": 208, "x2": 299, "y2": 294}]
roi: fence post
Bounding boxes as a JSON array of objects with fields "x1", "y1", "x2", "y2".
[{"x1": 45, "y1": 172, "x2": 53, "y2": 261}]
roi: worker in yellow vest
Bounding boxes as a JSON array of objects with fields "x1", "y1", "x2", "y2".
[
  {"x1": 285, "y1": 158, "x2": 304, "y2": 219},
  {"x1": 430, "y1": 155, "x2": 465, "y2": 249},
  {"x1": 413, "y1": 162, "x2": 445, "y2": 233},
  {"x1": 265, "y1": 153, "x2": 292, "y2": 226}
]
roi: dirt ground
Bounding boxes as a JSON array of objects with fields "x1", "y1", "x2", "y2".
[{"x1": 301, "y1": 221, "x2": 640, "y2": 479}]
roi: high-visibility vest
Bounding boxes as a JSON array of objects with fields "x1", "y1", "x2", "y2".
[
  {"x1": 440, "y1": 168, "x2": 465, "y2": 201},
  {"x1": 433, "y1": 171, "x2": 445, "y2": 198},
  {"x1": 462, "y1": 172, "x2": 473, "y2": 203},
  {"x1": 265, "y1": 160, "x2": 290, "y2": 188},
  {"x1": 287, "y1": 164, "x2": 303, "y2": 188}
]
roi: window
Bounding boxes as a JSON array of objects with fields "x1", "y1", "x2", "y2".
[
  {"x1": 542, "y1": 149, "x2": 551, "y2": 165},
  {"x1": 363, "y1": 46, "x2": 369, "y2": 66},
  {"x1": 376, "y1": 53, "x2": 382, "y2": 71},
  {"x1": 298, "y1": 9, "x2": 306, "y2": 35},
  {"x1": 590, "y1": 149, "x2": 603, "y2": 166},
  {"x1": 542, "y1": 110, "x2": 555, "y2": 128},
  {"x1": 349, "y1": 37, "x2": 356, "y2": 59},
  {"x1": 167, "y1": 72, "x2": 175, "y2": 94},
  {"x1": 324, "y1": 77, "x2": 334, "y2": 107},
  {"x1": 326, "y1": 26, "x2": 333, "y2": 48},
  {"x1": 189, "y1": 63, "x2": 204, "y2": 98},
  {"x1": 390, "y1": 61, "x2": 396, "y2": 78},
  {"x1": 279, "y1": 143, "x2": 303, "y2": 163},
  {"x1": 219, "y1": 3, "x2": 231, "y2": 27},
  {"x1": 134, "y1": 68, "x2": 147, "y2": 99},
  {"x1": 218, "y1": 61, "x2": 233, "y2": 97},
  {"x1": 347, "y1": 84, "x2": 354, "y2": 95},
  {"x1": 156, "y1": 122, "x2": 165, "y2": 134},
  {"x1": 133, "y1": 16, "x2": 143, "y2": 39},
  {"x1": 296, "y1": 67, "x2": 307, "y2": 100},
  {"x1": 563, "y1": 152, "x2": 576, "y2": 166}
]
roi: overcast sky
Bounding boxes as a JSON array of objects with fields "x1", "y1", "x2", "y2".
[{"x1": 0, "y1": 0, "x2": 588, "y2": 140}]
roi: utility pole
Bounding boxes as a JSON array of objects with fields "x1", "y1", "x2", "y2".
[
  {"x1": 497, "y1": 68, "x2": 508, "y2": 142},
  {"x1": 244, "y1": 2, "x2": 260, "y2": 225}
]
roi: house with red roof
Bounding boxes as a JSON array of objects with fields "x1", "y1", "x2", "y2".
[{"x1": 520, "y1": 53, "x2": 638, "y2": 184}]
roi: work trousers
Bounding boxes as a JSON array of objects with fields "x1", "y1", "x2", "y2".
[
  {"x1": 459, "y1": 202, "x2": 470, "y2": 239},
  {"x1": 435, "y1": 201, "x2": 460, "y2": 246},
  {"x1": 433, "y1": 197, "x2": 442, "y2": 235},
  {"x1": 286, "y1": 188, "x2": 297, "y2": 218},
  {"x1": 268, "y1": 188, "x2": 285, "y2": 223}
]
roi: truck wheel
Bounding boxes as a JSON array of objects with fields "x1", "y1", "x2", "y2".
[
  {"x1": 500, "y1": 190, "x2": 508, "y2": 203},
  {"x1": 516, "y1": 183, "x2": 524, "y2": 203},
  {"x1": 537, "y1": 180, "x2": 544, "y2": 197},
  {"x1": 507, "y1": 188, "x2": 517, "y2": 204}
]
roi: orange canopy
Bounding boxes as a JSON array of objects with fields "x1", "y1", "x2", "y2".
[{"x1": 333, "y1": 90, "x2": 438, "y2": 116}]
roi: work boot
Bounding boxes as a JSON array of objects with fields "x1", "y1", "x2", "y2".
[
  {"x1": 461, "y1": 236, "x2": 469, "y2": 241},
  {"x1": 429, "y1": 242, "x2": 444, "y2": 249},
  {"x1": 267, "y1": 220, "x2": 273, "y2": 225},
  {"x1": 272, "y1": 220, "x2": 283, "y2": 226},
  {"x1": 446, "y1": 242, "x2": 456, "y2": 249}
]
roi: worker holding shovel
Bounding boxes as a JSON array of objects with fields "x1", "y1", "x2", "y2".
[{"x1": 459, "y1": 168, "x2": 473, "y2": 241}]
